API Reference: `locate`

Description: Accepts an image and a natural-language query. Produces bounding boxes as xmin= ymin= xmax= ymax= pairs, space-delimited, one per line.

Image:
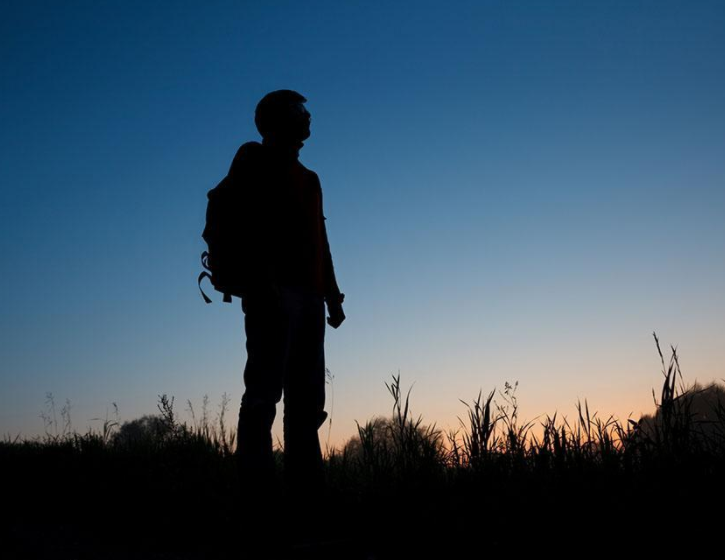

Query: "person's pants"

xmin=236 ymin=283 xmax=328 ymax=505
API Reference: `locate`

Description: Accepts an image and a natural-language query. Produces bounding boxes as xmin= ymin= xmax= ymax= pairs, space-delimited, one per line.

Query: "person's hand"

xmin=326 ymin=299 xmax=345 ymax=329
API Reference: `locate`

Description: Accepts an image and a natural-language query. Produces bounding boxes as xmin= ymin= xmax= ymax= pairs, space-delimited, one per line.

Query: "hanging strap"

xmin=198 ymin=271 xmax=212 ymax=304
xmin=197 ymin=271 xmax=233 ymax=304
xmin=198 ymin=251 xmax=213 ymax=304
xmin=198 ymin=251 xmax=234 ymax=304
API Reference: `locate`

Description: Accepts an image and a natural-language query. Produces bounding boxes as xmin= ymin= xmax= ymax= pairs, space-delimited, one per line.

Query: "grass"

xmin=3 ymin=331 xmax=725 ymax=559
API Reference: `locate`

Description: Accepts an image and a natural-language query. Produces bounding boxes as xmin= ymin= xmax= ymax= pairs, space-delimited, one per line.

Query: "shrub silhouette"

xmin=334 ymin=374 xmax=447 ymax=489
xmin=638 ymin=379 xmax=725 ymax=450
xmin=111 ymin=414 xmax=170 ymax=448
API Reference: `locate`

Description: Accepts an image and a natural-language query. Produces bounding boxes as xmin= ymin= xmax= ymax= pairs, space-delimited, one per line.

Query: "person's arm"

xmin=322 ymin=217 xmax=343 ymax=303
xmin=315 ymin=174 xmax=343 ymax=304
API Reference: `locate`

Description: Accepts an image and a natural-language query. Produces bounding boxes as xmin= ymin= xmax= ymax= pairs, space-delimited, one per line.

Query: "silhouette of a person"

xmin=231 ymin=90 xmax=346 ymax=517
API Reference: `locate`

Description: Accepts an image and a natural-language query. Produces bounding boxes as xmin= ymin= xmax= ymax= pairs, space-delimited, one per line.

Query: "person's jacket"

xmin=226 ymin=140 xmax=342 ymax=302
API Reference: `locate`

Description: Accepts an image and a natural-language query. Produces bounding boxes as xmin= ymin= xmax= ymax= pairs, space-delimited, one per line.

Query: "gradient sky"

xmin=2 ymin=0 xmax=724 ymax=450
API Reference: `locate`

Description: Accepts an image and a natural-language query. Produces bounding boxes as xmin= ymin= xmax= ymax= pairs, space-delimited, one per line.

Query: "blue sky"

xmin=2 ymin=0 xmax=724 ymax=448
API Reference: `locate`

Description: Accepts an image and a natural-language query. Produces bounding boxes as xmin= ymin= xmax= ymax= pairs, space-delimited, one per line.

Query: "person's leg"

xmin=236 ymin=291 xmax=290 ymax=504
xmin=281 ymin=285 xmax=328 ymax=507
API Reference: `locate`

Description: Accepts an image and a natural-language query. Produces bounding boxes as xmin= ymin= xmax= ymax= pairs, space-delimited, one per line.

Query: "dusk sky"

xmin=2 ymin=0 xmax=724 ymax=450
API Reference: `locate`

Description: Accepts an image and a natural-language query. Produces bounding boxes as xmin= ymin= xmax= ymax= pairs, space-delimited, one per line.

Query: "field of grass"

xmin=3 ymin=331 xmax=724 ymax=559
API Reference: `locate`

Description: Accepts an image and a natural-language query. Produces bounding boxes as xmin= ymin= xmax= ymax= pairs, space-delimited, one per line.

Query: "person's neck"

xmin=262 ymin=137 xmax=302 ymax=160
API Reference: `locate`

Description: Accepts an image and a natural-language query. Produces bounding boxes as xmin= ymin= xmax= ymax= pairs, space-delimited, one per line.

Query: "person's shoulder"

xmin=229 ymin=141 xmax=265 ymax=175
xmin=233 ymin=140 xmax=264 ymax=163
xmin=237 ymin=140 xmax=263 ymax=154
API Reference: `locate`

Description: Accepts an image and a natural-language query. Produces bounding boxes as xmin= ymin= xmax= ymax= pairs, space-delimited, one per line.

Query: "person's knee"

xmin=240 ymin=396 xmax=278 ymax=427
xmin=283 ymin=403 xmax=328 ymax=433
xmin=242 ymin=388 xmax=283 ymax=409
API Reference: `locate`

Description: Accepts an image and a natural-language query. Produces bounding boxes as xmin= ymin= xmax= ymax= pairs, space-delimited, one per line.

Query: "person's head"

xmin=255 ymin=89 xmax=311 ymax=145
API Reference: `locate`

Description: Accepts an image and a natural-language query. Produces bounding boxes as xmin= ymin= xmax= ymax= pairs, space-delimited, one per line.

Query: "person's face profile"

xmin=284 ymin=101 xmax=311 ymax=142
xmin=265 ymin=100 xmax=311 ymax=145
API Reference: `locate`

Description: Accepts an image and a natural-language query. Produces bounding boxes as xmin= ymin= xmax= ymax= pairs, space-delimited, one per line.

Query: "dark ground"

xmin=3 ymin=445 xmax=722 ymax=559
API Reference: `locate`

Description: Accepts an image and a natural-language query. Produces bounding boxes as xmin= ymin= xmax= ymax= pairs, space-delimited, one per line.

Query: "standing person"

xmin=231 ymin=90 xmax=346 ymax=520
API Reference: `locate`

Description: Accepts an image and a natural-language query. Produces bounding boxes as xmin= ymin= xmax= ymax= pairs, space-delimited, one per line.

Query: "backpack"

xmin=198 ymin=141 xmax=269 ymax=304
xmin=198 ymin=175 xmax=239 ymax=304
